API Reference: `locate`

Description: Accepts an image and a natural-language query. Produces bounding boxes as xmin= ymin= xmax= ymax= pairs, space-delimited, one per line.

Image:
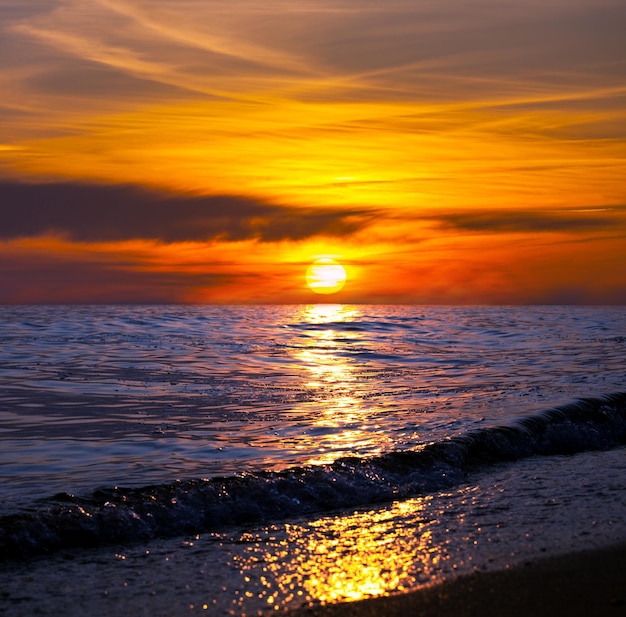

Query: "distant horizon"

xmin=2 ymin=301 xmax=625 ymax=307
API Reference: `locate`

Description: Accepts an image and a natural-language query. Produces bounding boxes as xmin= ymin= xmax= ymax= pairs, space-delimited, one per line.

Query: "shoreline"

xmin=3 ymin=445 xmax=626 ymax=616
xmin=290 ymin=542 xmax=626 ymax=617
xmin=2 ymin=531 xmax=625 ymax=617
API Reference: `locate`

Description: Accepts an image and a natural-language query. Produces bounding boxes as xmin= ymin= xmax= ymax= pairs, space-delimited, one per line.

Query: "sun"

xmin=306 ymin=258 xmax=347 ymax=295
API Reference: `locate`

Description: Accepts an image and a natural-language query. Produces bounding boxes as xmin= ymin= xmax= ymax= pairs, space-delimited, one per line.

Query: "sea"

xmin=1 ymin=304 xmax=625 ymax=615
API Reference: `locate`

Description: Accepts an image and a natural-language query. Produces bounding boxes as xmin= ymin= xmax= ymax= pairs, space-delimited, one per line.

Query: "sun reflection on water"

xmin=220 ymin=308 xmax=443 ymax=609
xmin=233 ymin=307 xmax=444 ymax=609
xmin=290 ymin=305 xmax=389 ymax=465
xmin=292 ymin=499 xmax=442 ymax=605
xmin=230 ymin=495 xmax=447 ymax=613
xmin=297 ymin=304 xmax=361 ymax=325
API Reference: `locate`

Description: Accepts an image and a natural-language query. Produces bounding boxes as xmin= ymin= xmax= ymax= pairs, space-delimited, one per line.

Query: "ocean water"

xmin=1 ymin=304 xmax=625 ymax=614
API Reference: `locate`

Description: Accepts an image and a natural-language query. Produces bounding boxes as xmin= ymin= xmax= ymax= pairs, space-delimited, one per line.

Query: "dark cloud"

xmin=0 ymin=251 xmax=229 ymax=304
xmin=431 ymin=207 xmax=626 ymax=234
xmin=0 ymin=181 xmax=374 ymax=242
xmin=530 ymin=285 xmax=626 ymax=306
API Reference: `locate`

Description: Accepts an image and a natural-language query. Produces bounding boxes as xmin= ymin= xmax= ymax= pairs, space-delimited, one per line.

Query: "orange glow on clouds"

xmin=5 ymin=99 xmax=626 ymax=212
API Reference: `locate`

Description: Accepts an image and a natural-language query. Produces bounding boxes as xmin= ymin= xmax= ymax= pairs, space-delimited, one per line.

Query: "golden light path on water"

xmin=231 ymin=305 xmax=445 ymax=611
xmin=287 ymin=500 xmax=441 ymax=605
xmin=291 ymin=304 xmax=390 ymax=465
xmin=230 ymin=495 xmax=446 ymax=613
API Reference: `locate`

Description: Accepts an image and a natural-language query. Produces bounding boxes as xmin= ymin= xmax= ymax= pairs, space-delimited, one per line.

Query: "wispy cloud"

xmin=6 ymin=0 xmax=626 ymax=105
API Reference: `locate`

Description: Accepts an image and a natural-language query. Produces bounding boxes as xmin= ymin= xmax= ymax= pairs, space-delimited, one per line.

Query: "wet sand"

xmin=2 ymin=540 xmax=625 ymax=616
xmin=291 ymin=543 xmax=626 ymax=617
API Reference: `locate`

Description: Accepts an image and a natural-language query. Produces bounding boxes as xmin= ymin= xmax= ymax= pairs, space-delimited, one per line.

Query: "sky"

xmin=1 ymin=0 xmax=625 ymax=304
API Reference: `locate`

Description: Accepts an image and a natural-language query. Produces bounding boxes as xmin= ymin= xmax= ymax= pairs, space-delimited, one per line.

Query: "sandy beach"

xmin=292 ymin=543 xmax=626 ymax=617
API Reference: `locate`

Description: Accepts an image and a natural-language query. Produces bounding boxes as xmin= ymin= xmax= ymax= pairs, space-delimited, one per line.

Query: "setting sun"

xmin=306 ymin=259 xmax=347 ymax=295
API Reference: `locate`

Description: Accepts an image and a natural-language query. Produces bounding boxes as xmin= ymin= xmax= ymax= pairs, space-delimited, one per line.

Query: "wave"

xmin=287 ymin=316 xmax=420 ymax=333
xmin=2 ymin=393 xmax=625 ymax=561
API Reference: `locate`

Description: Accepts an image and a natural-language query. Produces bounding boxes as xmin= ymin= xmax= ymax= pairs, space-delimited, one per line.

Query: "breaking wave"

xmin=2 ymin=393 xmax=625 ymax=560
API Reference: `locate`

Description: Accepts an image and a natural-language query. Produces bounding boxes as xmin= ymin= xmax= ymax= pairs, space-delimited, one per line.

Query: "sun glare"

xmin=306 ymin=258 xmax=347 ymax=295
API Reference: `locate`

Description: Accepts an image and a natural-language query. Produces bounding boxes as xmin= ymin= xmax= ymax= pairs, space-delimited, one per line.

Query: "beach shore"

xmin=291 ymin=543 xmax=626 ymax=617
xmin=1 ymin=538 xmax=625 ymax=617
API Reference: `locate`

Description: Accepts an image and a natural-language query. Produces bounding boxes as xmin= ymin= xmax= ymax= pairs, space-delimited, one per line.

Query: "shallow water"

xmin=1 ymin=304 xmax=624 ymax=512
xmin=3 ymin=446 xmax=626 ymax=616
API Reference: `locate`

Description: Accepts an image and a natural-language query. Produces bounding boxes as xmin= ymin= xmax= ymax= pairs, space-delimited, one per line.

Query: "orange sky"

xmin=1 ymin=0 xmax=625 ymax=304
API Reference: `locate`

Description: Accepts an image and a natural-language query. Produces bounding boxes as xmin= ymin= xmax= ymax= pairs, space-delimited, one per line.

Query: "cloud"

xmin=7 ymin=0 xmax=625 ymax=109
xmin=0 ymin=181 xmax=375 ymax=242
xmin=26 ymin=61 xmax=193 ymax=102
xmin=0 ymin=248 xmax=229 ymax=303
xmin=430 ymin=207 xmax=626 ymax=234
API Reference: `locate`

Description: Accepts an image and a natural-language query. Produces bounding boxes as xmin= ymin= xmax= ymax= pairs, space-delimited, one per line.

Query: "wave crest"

xmin=2 ymin=393 xmax=625 ymax=560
